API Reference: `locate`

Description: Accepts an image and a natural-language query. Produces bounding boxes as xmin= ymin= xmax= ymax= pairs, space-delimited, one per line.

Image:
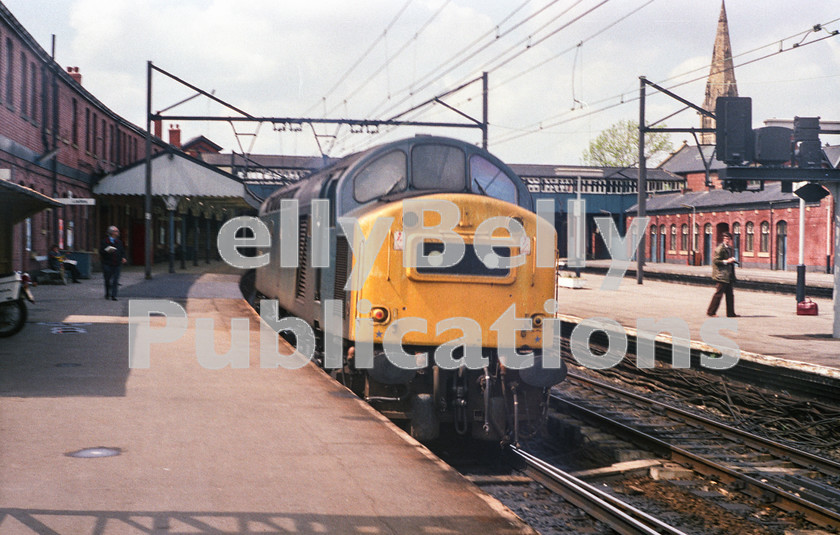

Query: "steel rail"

xmin=510 ymin=446 xmax=688 ymax=535
xmin=566 ymin=371 xmax=840 ymax=477
xmin=551 ymin=378 xmax=840 ymax=530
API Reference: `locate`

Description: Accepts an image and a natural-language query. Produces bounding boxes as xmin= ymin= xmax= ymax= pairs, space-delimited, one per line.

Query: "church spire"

xmin=701 ymin=1 xmax=738 ymax=144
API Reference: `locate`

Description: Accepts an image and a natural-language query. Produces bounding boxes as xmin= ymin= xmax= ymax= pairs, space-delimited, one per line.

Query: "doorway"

xmin=776 ymin=221 xmax=787 ymax=270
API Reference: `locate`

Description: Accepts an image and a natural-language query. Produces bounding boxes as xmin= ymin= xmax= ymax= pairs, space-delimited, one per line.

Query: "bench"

xmin=33 ymin=255 xmax=66 ymax=285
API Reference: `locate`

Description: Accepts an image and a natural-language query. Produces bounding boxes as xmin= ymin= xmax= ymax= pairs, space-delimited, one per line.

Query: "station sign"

xmin=56 ymin=198 xmax=96 ymax=206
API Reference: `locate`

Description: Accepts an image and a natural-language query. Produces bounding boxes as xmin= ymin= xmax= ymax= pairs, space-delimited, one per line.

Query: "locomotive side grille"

xmin=295 ymin=215 xmax=309 ymax=300
xmin=333 ymin=237 xmax=350 ymax=307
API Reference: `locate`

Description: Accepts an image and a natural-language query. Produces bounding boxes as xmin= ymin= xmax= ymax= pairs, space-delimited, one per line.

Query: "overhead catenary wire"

xmin=304 ymin=0 xmax=414 ymax=117
xmin=425 ymin=0 xmax=654 ymax=132
xmin=337 ymin=0 xmax=616 ymax=154
xmin=362 ymin=0 xmax=565 ymax=121
xmin=490 ymin=17 xmax=840 ymax=148
xmin=322 ymin=0 xmax=453 ymax=119
xmin=330 ymin=0 xmax=556 ymax=153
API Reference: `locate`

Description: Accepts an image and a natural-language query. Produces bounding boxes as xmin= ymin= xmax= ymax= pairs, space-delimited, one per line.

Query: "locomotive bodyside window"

xmin=411 ymin=144 xmax=465 ymax=191
xmin=354 ymin=150 xmax=407 ymax=203
xmin=470 ymin=155 xmax=517 ymax=205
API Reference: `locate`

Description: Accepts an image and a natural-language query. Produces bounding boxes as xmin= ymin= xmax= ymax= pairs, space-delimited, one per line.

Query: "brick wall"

xmin=635 ymin=197 xmax=833 ymax=271
xmin=0 ymin=12 xmax=152 ymax=271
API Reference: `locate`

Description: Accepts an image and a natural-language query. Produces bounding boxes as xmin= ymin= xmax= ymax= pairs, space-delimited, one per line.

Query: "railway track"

xmin=553 ymin=370 xmax=840 ymax=531
xmin=510 ymin=446 xmax=689 ymax=535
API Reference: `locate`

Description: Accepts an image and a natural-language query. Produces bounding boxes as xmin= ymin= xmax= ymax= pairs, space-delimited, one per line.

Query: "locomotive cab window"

xmin=411 ymin=144 xmax=465 ymax=191
xmin=354 ymin=150 xmax=407 ymax=203
xmin=470 ymin=155 xmax=517 ymax=204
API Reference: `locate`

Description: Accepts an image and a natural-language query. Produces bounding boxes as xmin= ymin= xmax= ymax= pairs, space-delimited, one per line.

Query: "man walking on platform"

xmin=100 ymin=225 xmax=126 ymax=301
xmin=707 ymin=232 xmax=738 ymax=317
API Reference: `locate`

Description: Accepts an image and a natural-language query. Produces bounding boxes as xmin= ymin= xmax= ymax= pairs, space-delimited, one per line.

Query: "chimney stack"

xmin=153 ymin=119 xmax=162 ymax=138
xmin=168 ymin=124 xmax=181 ymax=148
xmin=67 ymin=66 xmax=82 ymax=85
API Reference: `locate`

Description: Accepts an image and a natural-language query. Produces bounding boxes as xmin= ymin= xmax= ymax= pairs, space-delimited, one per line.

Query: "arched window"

xmin=732 ymin=222 xmax=741 ymax=259
xmin=680 ymin=224 xmax=689 ymax=251
xmin=745 ymin=222 xmax=754 ymax=252
xmin=760 ymin=221 xmax=770 ymax=253
xmin=670 ymin=224 xmax=677 ymax=251
xmin=650 ymin=226 xmax=657 ymax=260
xmin=693 ymin=223 xmax=699 ymax=251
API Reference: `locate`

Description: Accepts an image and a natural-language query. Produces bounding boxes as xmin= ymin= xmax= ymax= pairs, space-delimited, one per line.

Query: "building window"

xmin=745 ymin=222 xmax=754 ymax=252
xmin=680 ymin=224 xmax=688 ymax=251
xmin=30 ymin=61 xmax=37 ymax=124
xmin=670 ymin=224 xmax=677 ymax=251
xmin=5 ymin=38 xmax=13 ymax=108
xmin=760 ymin=221 xmax=770 ymax=253
xmin=85 ymin=108 xmax=91 ymax=151
xmin=71 ymin=99 xmax=78 ymax=145
xmin=693 ymin=223 xmax=699 ymax=251
xmin=109 ymin=124 xmax=116 ymax=163
xmin=650 ymin=226 xmax=657 ymax=259
xmin=92 ymin=113 xmax=98 ymax=157
xmin=19 ymin=53 xmax=27 ymax=117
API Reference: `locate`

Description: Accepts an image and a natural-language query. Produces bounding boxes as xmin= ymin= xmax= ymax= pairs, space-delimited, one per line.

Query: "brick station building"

xmin=0 ymin=3 xmax=257 ymax=275
xmin=627 ymin=1 xmax=836 ymax=273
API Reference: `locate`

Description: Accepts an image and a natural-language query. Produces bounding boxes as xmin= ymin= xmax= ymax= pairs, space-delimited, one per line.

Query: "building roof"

xmin=182 ymin=136 xmax=223 ymax=153
xmin=93 ymin=150 xmax=261 ymax=209
xmin=824 ymin=145 xmax=840 ymax=168
xmin=509 ymin=163 xmax=681 ymax=182
xmin=0 ymin=180 xmax=61 ymax=224
xmin=658 ymin=143 xmax=726 ymax=175
xmin=199 ymin=153 xmax=334 ymax=171
xmin=627 ymin=181 xmax=801 ymax=214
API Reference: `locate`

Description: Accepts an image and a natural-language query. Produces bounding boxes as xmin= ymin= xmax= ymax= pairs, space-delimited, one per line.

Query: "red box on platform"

xmin=796 ymin=299 xmax=818 ymax=316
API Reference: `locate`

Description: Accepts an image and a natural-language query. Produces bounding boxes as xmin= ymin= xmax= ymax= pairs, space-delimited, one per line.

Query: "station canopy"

xmin=94 ymin=150 xmax=262 ymax=211
xmin=0 ymin=179 xmax=61 ymax=224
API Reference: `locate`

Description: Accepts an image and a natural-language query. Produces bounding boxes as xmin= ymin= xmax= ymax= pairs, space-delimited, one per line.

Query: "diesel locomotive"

xmin=254 ymin=135 xmax=566 ymax=444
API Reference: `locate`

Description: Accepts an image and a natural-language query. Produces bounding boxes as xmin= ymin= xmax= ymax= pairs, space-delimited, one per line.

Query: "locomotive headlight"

xmin=371 ymin=307 xmax=390 ymax=323
xmin=530 ymin=313 xmax=545 ymax=329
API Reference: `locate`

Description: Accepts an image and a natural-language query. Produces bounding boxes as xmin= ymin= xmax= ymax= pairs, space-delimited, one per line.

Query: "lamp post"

xmin=681 ymin=203 xmax=696 ymax=265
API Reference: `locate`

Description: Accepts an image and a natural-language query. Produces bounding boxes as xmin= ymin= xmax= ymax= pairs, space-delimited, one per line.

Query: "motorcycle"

xmin=0 ymin=271 xmax=34 ymax=337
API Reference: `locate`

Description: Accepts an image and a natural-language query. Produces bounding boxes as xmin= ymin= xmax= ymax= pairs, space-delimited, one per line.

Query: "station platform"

xmin=0 ymin=262 xmax=533 ymax=534
xmin=562 ymin=260 xmax=840 ymax=379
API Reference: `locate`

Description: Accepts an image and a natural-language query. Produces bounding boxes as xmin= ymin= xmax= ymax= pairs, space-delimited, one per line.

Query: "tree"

xmin=581 ymin=119 xmax=674 ymax=167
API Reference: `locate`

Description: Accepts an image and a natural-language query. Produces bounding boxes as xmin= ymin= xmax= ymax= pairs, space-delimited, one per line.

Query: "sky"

xmin=4 ymin=0 xmax=840 ymax=166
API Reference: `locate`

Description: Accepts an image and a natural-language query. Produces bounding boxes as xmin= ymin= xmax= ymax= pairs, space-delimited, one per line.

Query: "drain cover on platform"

xmin=66 ymin=447 xmax=122 ymax=458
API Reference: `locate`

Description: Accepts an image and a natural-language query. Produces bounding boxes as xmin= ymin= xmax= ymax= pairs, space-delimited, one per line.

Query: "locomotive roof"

xmin=260 ymin=136 xmax=533 ymax=216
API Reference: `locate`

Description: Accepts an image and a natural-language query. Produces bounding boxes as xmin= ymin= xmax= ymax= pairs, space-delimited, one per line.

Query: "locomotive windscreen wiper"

xmin=472 ymin=178 xmax=488 ymax=196
xmin=379 ymin=175 xmax=406 ymax=200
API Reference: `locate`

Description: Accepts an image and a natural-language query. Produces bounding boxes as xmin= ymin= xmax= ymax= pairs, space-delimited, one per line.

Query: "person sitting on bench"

xmin=48 ymin=244 xmax=82 ymax=283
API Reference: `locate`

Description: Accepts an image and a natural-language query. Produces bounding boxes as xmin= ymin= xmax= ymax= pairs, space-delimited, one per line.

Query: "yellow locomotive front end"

xmin=340 ymin=193 xmax=564 ymax=443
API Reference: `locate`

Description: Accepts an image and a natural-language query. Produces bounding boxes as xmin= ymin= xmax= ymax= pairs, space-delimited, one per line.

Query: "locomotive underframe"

xmin=320 ymin=339 xmax=552 ymax=445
